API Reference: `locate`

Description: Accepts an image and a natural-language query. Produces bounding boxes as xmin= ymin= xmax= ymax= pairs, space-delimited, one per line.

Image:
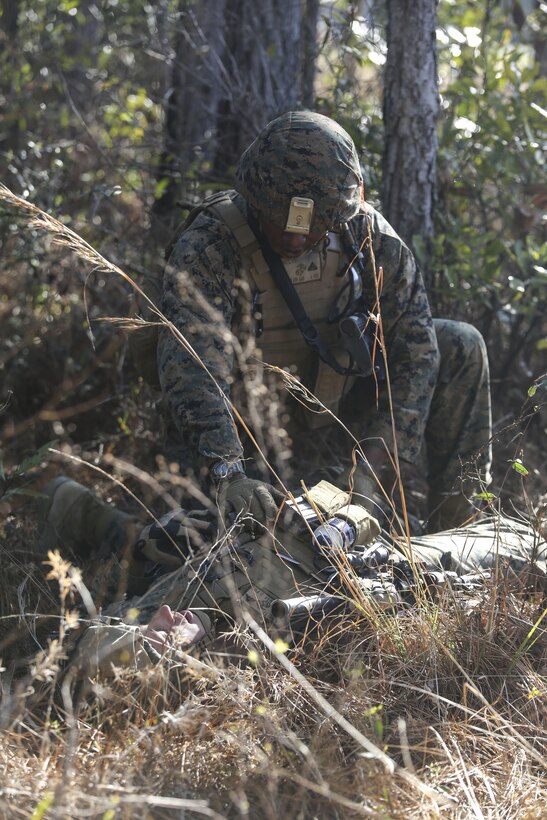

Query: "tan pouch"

xmin=304 ymin=482 xmax=380 ymax=544
xmin=332 ymin=503 xmax=381 ymax=545
xmin=305 ymin=480 xmax=350 ymax=517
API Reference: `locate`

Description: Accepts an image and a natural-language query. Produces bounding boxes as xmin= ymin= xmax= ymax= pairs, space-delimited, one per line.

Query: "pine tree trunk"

xmin=301 ymin=0 xmax=321 ymax=107
xmin=151 ymin=0 xmax=317 ymax=246
xmin=382 ymin=0 xmax=439 ymax=272
xmin=0 ymin=0 xmax=21 ymax=155
xmin=211 ymin=0 xmax=304 ymax=174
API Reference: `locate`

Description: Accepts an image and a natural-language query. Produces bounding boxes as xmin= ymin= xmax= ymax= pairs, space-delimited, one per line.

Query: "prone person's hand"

xmin=135 ymin=508 xmax=215 ymax=568
xmin=337 ymin=444 xmax=390 ymax=517
xmin=337 ymin=463 xmax=378 ymax=513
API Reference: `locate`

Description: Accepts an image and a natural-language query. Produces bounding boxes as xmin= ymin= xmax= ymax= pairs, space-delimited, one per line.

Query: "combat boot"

xmin=36 ymin=475 xmax=141 ymax=559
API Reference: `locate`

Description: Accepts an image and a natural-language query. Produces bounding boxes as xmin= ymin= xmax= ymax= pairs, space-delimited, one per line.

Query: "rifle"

xmin=270 ymin=540 xmax=487 ymax=642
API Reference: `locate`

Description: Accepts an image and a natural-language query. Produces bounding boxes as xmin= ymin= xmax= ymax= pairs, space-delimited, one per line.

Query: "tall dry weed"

xmin=1 ymin=547 xmax=545 ymax=819
xmin=1 ymin=183 xmax=546 ymax=820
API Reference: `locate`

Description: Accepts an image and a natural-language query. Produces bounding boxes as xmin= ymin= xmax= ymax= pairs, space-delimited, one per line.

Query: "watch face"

xmin=211 ymin=461 xmax=243 ymax=481
xmin=211 ymin=462 xmax=229 ymax=480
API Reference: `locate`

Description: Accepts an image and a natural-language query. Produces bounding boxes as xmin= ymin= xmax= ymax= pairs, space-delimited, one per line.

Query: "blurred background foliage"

xmin=0 ymin=0 xmax=545 ymax=507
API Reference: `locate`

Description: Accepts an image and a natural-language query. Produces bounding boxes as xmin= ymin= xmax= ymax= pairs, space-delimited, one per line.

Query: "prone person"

xmin=34 ymin=474 xmax=544 ymax=686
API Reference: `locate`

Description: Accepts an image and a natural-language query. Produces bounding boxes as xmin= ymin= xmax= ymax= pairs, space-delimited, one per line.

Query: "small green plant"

xmin=0 ymin=440 xmax=56 ymax=502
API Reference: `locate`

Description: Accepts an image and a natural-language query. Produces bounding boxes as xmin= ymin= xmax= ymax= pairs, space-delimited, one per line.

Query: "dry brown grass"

xmin=1 ymin=180 xmax=546 ymax=820
xmin=0 ymin=562 xmax=545 ymax=819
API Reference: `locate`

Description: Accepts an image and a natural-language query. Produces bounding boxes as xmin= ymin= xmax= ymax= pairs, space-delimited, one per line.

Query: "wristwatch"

xmin=209 ymin=459 xmax=245 ymax=484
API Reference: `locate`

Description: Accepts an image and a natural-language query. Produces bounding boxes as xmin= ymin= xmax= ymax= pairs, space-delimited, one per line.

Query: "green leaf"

xmin=511 ymin=460 xmax=529 ymax=477
xmin=154 ymin=177 xmax=169 ymax=200
xmin=32 ymin=794 xmax=54 ymax=820
xmin=12 ymin=440 xmax=58 ymax=477
xmin=363 ymin=703 xmax=383 ymax=717
xmin=528 ymin=384 xmax=537 ymax=398
xmin=374 ymin=717 xmax=384 ymax=740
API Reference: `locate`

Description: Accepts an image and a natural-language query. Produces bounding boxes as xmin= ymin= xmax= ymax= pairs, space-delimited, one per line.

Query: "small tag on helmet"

xmin=285 ymin=196 xmax=314 ymax=234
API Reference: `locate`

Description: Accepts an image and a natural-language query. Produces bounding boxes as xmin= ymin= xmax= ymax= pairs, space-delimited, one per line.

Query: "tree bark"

xmin=151 ymin=0 xmax=318 ymax=246
xmin=0 ymin=0 xmax=21 ymax=155
xmin=382 ymin=0 xmax=439 ymax=271
xmin=212 ymin=0 xmax=304 ymax=174
xmin=150 ymin=0 xmax=227 ymax=244
xmin=301 ymin=0 xmax=321 ymax=108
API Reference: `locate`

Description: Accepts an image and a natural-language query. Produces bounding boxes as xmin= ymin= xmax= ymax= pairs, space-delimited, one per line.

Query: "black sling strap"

xmin=247 ymin=211 xmax=353 ymax=376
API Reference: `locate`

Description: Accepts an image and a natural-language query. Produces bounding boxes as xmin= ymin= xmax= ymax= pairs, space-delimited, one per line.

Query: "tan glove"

xmin=218 ymin=475 xmax=284 ymax=531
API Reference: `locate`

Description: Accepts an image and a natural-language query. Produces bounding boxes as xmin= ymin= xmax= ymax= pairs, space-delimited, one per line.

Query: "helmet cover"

xmin=235 ymin=111 xmax=363 ymax=234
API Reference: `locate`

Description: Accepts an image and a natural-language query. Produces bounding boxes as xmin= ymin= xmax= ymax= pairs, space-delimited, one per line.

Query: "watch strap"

xmin=210 ymin=459 xmax=245 ymax=484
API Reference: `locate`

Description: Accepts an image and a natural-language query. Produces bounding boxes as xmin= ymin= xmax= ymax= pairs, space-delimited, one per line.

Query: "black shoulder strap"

xmin=246 ymin=211 xmax=352 ymax=376
xmin=166 ymin=196 xmax=359 ymax=377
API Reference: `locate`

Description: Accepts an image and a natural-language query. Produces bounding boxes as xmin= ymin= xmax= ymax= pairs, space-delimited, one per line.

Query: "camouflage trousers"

xmin=69 ymin=509 xmax=545 ymax=685
xmin=287 ymin=318 xmax=492 ymax=499
xmin=50 ymin=480 xmax=542 ymax=682
xmin=425 ymin=318 xmax=491 ymax=492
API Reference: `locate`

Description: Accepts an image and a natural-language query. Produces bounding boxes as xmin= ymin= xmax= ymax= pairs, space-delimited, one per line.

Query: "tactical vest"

xmin=130 ymin=190 xmax=356 ymax=424
xmin=187 ymin=191 xmax=356 ymax=425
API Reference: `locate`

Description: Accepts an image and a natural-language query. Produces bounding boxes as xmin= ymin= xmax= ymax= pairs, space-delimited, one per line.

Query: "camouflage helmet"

xmin=235 ymin=111 xmax=363 ymax=235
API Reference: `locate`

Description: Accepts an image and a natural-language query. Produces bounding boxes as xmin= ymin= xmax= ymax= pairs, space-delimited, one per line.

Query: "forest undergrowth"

xmin=0 ymin=189 xmax=546 ymax=819
xmin=0 ymin=544 xmax=545 ymax=818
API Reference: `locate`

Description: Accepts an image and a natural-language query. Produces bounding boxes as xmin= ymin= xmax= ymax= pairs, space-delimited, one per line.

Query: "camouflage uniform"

xmin=158 ymin=112 xmax=492 ymax=502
